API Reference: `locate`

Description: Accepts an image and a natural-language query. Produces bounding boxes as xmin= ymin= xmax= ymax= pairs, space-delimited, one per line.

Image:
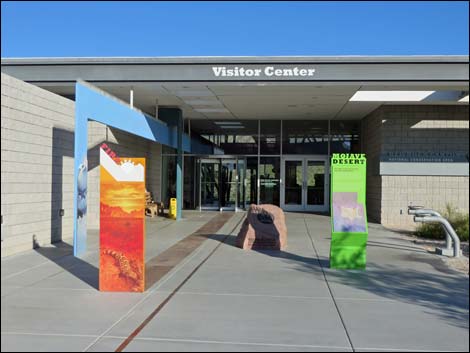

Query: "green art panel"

xmin=330 ymin=153 xmax=368 ymax=269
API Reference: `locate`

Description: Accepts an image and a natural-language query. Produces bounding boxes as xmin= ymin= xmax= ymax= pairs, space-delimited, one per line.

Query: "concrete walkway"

xmin=2 ymin=212 xmax=469 ymax=352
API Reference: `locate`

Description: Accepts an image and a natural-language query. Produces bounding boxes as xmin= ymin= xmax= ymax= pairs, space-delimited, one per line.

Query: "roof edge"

xmin=1 ymin=55 xmax=469 ymax=65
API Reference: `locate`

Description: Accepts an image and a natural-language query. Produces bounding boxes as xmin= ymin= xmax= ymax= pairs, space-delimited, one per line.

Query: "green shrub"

xmin=415 ymin=204 xmax=469 ymax=242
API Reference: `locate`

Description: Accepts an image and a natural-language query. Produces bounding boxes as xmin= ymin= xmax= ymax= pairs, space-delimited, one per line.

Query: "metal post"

xmin=176 ymin=113 xmax=183 ymax=220
xmin=155 ymin=98 xmax=159 ymax=119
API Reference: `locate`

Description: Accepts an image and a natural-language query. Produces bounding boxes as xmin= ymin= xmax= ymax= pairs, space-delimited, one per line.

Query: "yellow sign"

xmin=169 ymin=198 xmax=177 ymax=219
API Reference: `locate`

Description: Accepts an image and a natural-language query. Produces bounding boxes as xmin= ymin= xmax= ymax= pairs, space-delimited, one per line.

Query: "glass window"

xmin=260 ymin=120 xmax=281 ymax=155
xmin=259 ymin=157 xmax=280 ymax=206
xmin=189 ymin=120 xmax=258 ymax=155
xmin=183 ymin=156 xmax=197 ymax=209
xmin=330 ymin=120 xmax=361 ymax=154
xmin=162 ymin=145 xmax=177 ymax=154
xmin=282 ymin=120 xmax=329 ymax=154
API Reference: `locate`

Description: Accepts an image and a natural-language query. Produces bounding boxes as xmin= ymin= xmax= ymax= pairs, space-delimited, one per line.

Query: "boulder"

xmin=236 ymin=204 xmax=287 ymax=250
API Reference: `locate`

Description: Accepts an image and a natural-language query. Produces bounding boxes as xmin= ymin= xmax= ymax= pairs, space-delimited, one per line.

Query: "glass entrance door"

xmin=220 ymin=159 xmax=237 ymax=210
xmin=281 ymin=156 xmax=329 ymax=212
xmin=305 ymin=159 xmax=327 ymax=211
xmin=283 ymin=159 xmax=304 ymax=210
xmin=200 ymin=159 xmax=220 ymax=210
xmin=199 ymin=158 xmax=246 ymax=211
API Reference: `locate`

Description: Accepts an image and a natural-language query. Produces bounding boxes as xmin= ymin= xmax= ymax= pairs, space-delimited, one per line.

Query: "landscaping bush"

xmin=415 ymin=204 xmax=469 ymax=241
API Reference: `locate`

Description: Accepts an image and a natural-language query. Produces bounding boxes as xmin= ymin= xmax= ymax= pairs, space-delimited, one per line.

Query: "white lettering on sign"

xmin=212 ymin=66 xmax=316 ymax=78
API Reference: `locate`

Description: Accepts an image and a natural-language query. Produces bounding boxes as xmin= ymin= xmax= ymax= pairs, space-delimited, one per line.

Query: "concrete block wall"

xmin=1 ymin=73 xmax=162 ymax=257
xmin=379 ymin=105 xmax=469 ymax=230
xmin=381 ymin=175 xmax=469 ymax=229
xmin=361 ymin=108 xmax=383 ymax=223
xmin=362 ymin=104 xmax=469 ymax=231
xmin=1 ymin=73 xmax=76 ymax=256
xmin=381 ymin=105 xmax=469 ymax=153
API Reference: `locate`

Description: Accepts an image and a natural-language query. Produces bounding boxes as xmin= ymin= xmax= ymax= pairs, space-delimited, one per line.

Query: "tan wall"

xmin=362 ymin=105 xmax=469 ymax=231
xmin=381 ymin=175 xmax=469 ymax=229
xmin=380 ymin=105 xmax=469 ymax=230
xmin=1 ymin=73 xmax=76 ymax=256
xmin=361 ymin=108 xmax=383 ymax=223
xmin=1 ymin=73 xmax=162 ymax=257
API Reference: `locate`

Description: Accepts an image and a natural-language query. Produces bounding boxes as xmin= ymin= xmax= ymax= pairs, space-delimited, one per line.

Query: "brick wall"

xmin=1 ymin=73 xmax=162 ymax=256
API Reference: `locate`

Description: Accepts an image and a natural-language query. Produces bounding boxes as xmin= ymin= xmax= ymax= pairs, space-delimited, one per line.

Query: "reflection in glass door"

xmin=221 ymin=159 xmax=237 ymax=210
xmin=306 ymin=160 xmax=325 ymax=208
xmin=284 ymin=159 xmax=303 ymax=209
xmin=237 ymin=159 xmax=246 ymax=210
xmin=281 ymin=156 xmax=329 ymax=212
xmin=200 ymin=160 xmax=220 ymax=210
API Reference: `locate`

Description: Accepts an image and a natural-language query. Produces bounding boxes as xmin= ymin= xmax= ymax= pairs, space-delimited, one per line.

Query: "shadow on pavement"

xmin=35 ymin=242 xmax=99 ymax=289
xmin=220 ymin=232 xmax=469 ymax=331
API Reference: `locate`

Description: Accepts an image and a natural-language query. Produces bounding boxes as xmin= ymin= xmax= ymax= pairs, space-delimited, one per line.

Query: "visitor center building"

xmin=1 ymin=55 xmax=469 ymax=256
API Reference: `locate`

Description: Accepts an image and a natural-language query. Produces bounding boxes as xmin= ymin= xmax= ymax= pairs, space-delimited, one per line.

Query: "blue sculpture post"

xmin=73 ymin=84 xmax=88 ymax=257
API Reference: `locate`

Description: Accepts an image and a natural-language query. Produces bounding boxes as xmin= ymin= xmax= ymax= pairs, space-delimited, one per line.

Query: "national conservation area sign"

xmin=330 ymin=153 xmax=368 ymax=269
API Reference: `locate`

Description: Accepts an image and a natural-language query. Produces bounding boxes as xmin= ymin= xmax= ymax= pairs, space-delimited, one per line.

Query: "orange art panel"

xmin=99 ymin=155 xmax=146 ymax=292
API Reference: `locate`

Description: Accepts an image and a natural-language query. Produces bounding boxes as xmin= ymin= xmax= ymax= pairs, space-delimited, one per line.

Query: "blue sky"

xmin=1 ymin=1 xmax=469 ymax=57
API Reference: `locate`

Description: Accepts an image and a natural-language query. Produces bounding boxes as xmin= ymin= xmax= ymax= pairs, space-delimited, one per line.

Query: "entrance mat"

xmin=145 ymin=212 xmax=234 ymax=289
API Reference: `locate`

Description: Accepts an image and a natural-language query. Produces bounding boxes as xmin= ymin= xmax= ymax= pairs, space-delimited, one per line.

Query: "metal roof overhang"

xmin=1 ymin=56 xmax=469 ymax=121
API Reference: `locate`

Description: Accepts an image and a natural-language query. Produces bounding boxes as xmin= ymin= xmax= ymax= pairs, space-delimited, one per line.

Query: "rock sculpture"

xmin=236 ymin=204 xmax=287 ymax=250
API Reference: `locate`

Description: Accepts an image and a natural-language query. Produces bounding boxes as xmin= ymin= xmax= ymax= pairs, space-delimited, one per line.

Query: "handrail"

xmin=409 ymin=206 xmax=461 ymax=258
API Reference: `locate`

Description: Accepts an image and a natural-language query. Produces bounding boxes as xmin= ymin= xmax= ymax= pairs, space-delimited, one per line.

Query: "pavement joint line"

xmin=82 ymin=213 xmax=240 ymax=353
xmin=169 ymin=291 xmax=403 ymax=303
xmin=1 ymin=247 xmax=99 ymax=281
xmin=114 ymin=213 xmax=244 ymax=352
xmin=1 ymin=259 xmax=63 ymax=281
xmin=354 ymin=348 xmax=460 ymax=352
xmin=303 ymin=214 xmax=356 ymax=352
xmin=1 ymin=217 xmax=218 ymax=293
xmin=105 ymin=336 xmax=353 ymax=350
xmin=0 ymin=217 xmax=181 ymax=281
xmin=81 ymin=233 xmax=217 ymax=352
xmin=1 ymin=332 xmax=98 ymax=338
xmin=171 ymin=291 xmax=334 ymax=300
xmin=2 ymin=286 xmax=97 ymax=293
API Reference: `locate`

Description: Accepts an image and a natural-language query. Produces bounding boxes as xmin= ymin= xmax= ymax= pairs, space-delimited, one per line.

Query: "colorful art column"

xmin=330 ymin=153 xmax=368 ymax=269
xmin=99 ymin=145 xmax=146 ymax=292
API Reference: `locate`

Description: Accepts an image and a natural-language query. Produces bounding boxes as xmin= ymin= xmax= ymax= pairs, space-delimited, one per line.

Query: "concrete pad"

xmin=134 ymin=294 xmax=351 ymax=348
xmin=337 ymin=299 xmax=469 ymax=352
xmin=1 ymin=333 xmax=97 ymax=352
xmin=165 ymin=242 xmax=330 ymax=298
xmin=1 ymin=244 xmax=72 ymax=279
xmin=325 ymin=262 xmax=469 ymax=306
xmin=92 ymin=336 xmax=351 ymax=352
xmin=1 ymin=286 xmax=22 ymax=298
xmin=2 ymin=211 xmax=469 ymax=352
xmin=95 ymin=290 xmax=173 ymax=339
xmin=1 ymin=287 xmax=143 ymax=336
xmin=2 ymin=252 xmax=98 ymax=289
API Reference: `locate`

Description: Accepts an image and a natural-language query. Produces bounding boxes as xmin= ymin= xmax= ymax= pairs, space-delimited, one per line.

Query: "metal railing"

xmin=408 ymin=205 xmax=461 ymax=258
